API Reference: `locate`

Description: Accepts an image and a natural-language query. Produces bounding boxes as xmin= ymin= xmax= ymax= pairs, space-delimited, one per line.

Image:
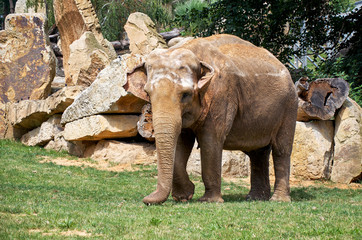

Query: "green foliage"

xmin=302 ymin=7 xmax=361 ymax=106
xmin=26 ymin=0 xmax=55 ymax=30
xmin=175 ymin=0 xmax=352 ymax=63
xmin=91 ymin=0 xmax=173 ymax=41
xmin=174 ymin=0 xmax=214 ymax=36
xmin=0 ymin=139 xmax=361 ymax=239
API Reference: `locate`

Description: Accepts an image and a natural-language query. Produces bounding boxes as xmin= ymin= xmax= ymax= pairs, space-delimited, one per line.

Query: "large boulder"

xmin=287 ymin=121 xmax=334 ymax=180
xmin=331 ymin=98 xmax=362 ymax=183
xmin=45 ymin=132 xmax=87 ymax=157
xmin=0 ymin=13 xmax=56 ymax=102
xmin=63 ymin=115 xmax=139 ymax=141
xmin=7 ymin=86 xmax=85 ymax=130
xmin=61 ymin=54 xmax=146 ymax=125
xmin=83 ymin=140 xmax=156 ymax=165
xmin=21 ymin=115 xmax=62 ymax=146
xmin=187 ymin=144 xmax=250 ymax=178
xmin=67 ymin=31 xmax=112 ymax=86
xmin=53 ymin=0 xmax=116 ymax=84
xmin=124 ymin=12 xmax=167 ymax=55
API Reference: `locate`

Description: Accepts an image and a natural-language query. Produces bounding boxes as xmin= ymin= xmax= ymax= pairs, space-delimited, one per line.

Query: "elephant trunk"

xmin=143 ymin=108 xmax=181 ymax=205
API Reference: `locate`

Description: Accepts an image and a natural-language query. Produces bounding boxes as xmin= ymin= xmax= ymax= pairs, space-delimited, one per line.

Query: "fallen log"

xmin=296 ymin=77 xmax=349 ymax=121
xmin=137 ymin=104 xmax=155 ymax=142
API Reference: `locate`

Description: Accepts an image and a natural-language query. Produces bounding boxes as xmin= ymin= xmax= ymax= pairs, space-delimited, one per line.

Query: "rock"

xmin=53 ymin=0 xmax=116 ymax=84
xmin=7 ymin=86 xmax=85 ymax=130
xmin=51 ymin=76 xmax=66 ymax=93
xmin=45 ymin=132 xmax=86 ymax=157
xmin=1 ymin=101 xmax=28 ymax=140
xmin=15 ymin=0 xmax=46 ymax=14
xmin=168 ymin=36 xmax=194 ymax=48
xmin=21 ymin=115 xmax=62 ymax=146
xmin=331 ymin=98 xmax=362 ymax=183
xmin=187 ymin=143 xmax=250 ymax=178
xmin=67 ymin=31 xmax=113 ymax=86
xmin=0 ymin=102 xmax=7 ymax=138
xmin=83 ymin=140 xmax=157 ymax=164
xmin=61 ymin=54 xmax=146 ymax=124
xmin=124 ymin=12 xmax=167 ymax=55
xmin=63 ymin=115 xmax=139 ymax=141
xmin=0 ymin=13 xmax=56 ymax=102
xmin=284 ymin=121 xmax=334 ymax=180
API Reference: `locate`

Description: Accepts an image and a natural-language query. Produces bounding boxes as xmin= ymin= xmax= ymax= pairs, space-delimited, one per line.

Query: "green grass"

xmin=0 ymin=139 xmax=361 ymax=239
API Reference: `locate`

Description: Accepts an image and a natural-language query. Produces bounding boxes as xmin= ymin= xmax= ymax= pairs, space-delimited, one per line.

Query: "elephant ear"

xmin=198 ymin=61 xmax=214 ymax=90
xmin=126 ymin=62 xmax=149 ymax=102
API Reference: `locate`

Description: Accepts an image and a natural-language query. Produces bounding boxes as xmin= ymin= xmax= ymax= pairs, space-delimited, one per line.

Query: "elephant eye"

xmin=181 ymin=91 xmax=192 ymax=103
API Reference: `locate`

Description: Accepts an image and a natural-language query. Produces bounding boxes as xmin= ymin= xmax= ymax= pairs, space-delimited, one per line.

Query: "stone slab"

xmin=63 ymin=115 xmax=139 ymax=141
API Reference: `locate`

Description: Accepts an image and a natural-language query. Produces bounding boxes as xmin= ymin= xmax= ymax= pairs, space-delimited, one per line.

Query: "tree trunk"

xmin=9 ymin=0 xmax=14 ymax=13
xmin=137 ymin=104 xmax=155 ymax=142
xmin=295 ymin=78 xmax=349 ymax=121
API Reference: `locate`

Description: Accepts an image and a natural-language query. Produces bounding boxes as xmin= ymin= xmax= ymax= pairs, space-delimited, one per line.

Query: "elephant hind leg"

xmin=172 ymin=129 xmax=195 ymax=202
xmin=270 ymin=116 xmax=296 ymax=202
xmin=245 ymin=145 xmax=272 ymax=201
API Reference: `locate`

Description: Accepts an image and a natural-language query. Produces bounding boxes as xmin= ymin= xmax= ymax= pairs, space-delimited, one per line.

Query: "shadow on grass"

xmin=223 ymin=194 xmax=248 ymax=202
xmin=290 ymin=188 xmax=316 ymax=201
xmin=222 ymin=188 xmax=316 ymax=203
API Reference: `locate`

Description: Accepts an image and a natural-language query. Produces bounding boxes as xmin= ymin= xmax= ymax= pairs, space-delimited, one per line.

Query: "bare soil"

xmin=29 ymin=229 xmax=96 ymax=237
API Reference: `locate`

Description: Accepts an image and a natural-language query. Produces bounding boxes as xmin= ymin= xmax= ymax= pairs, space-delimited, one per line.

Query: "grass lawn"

xmin=0 ymin=139 xmax=361 ymax=239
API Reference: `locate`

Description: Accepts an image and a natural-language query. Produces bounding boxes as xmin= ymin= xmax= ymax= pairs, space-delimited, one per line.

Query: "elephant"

xmin=136 ymin=34 xmax=298 ymax=204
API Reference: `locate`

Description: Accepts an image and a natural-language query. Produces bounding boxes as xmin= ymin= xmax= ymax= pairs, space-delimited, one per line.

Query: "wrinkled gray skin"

xmin=138 ymin=34 xmax=298 ymax=204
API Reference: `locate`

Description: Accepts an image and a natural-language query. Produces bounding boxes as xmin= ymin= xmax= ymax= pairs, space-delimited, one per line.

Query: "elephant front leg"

xmin=199 ymin=139 xmax=224 ymax=203
xmin=172 ymin=129 xmax=195 ymax=202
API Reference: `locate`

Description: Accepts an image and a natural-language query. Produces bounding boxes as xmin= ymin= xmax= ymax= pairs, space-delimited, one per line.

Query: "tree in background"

xmin=174 ymin=0 xmax=361 ymax=105
xmin=91 ymin=0 xmax=174 ymax=41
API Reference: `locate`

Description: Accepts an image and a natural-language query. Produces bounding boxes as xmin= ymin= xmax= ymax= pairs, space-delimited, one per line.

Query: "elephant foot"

xmin=172 ymin=181 xmax=195 ymax=202
xmin=199 ymin=192 xmax=224 ymax=203
xmin=270 ymin=191 xmax=291 ymax=202
xmin=143 ymin=190 xmax=169 ymax=205
xmin=246 ymin=190 xmax=271 ymax=201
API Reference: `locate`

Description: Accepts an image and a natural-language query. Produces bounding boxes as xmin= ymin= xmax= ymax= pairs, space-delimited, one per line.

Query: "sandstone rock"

xmin=7 ymin=86 xmax=85 ymax=130
xmin=124 ymin=12 xmax=167 ymax=55
xmin=0 ymin=102 xmax=7 ymax=138
xmin=83 ymin=140 xmax=157 ymax=164
xmin=187 ymin=143 xmax=250 ymax=178
xmin=51 ymin=76 xmax=66 ymax=93
xmin=1 ymin=101 xmax=28 ymax=140
xmin=15 ymin=0 xmax=46 ymax=14
xmin=53 ymin=0 xmax=116 ymax=84
xmin=0 ymin=13 xmax=56 ymax=102
xmin=61 ymin=54 xmax=146 ymax=124
xmin=285 ymin=121 xmax=334 ymax=180
xmin=21 ymin=115 xmax=62 ymax=146
xmin=331 ymin=98 xmax=362 ymax=183
xmin=45 ymin=132 xmax=86 ymax=157
xmin=168 ymin=36 xmax=194 ymax=48
xmin=68 ymin=31 xmax=113 ymax=86
xmin=63 ymin=115 xmax=139 ymax=141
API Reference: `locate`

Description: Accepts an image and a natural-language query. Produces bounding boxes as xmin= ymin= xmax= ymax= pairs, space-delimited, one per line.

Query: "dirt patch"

xmin=39 ymin=156 xmax=154 ymax=172
xmin=29 ymin=229 xmax=95 ymax=237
